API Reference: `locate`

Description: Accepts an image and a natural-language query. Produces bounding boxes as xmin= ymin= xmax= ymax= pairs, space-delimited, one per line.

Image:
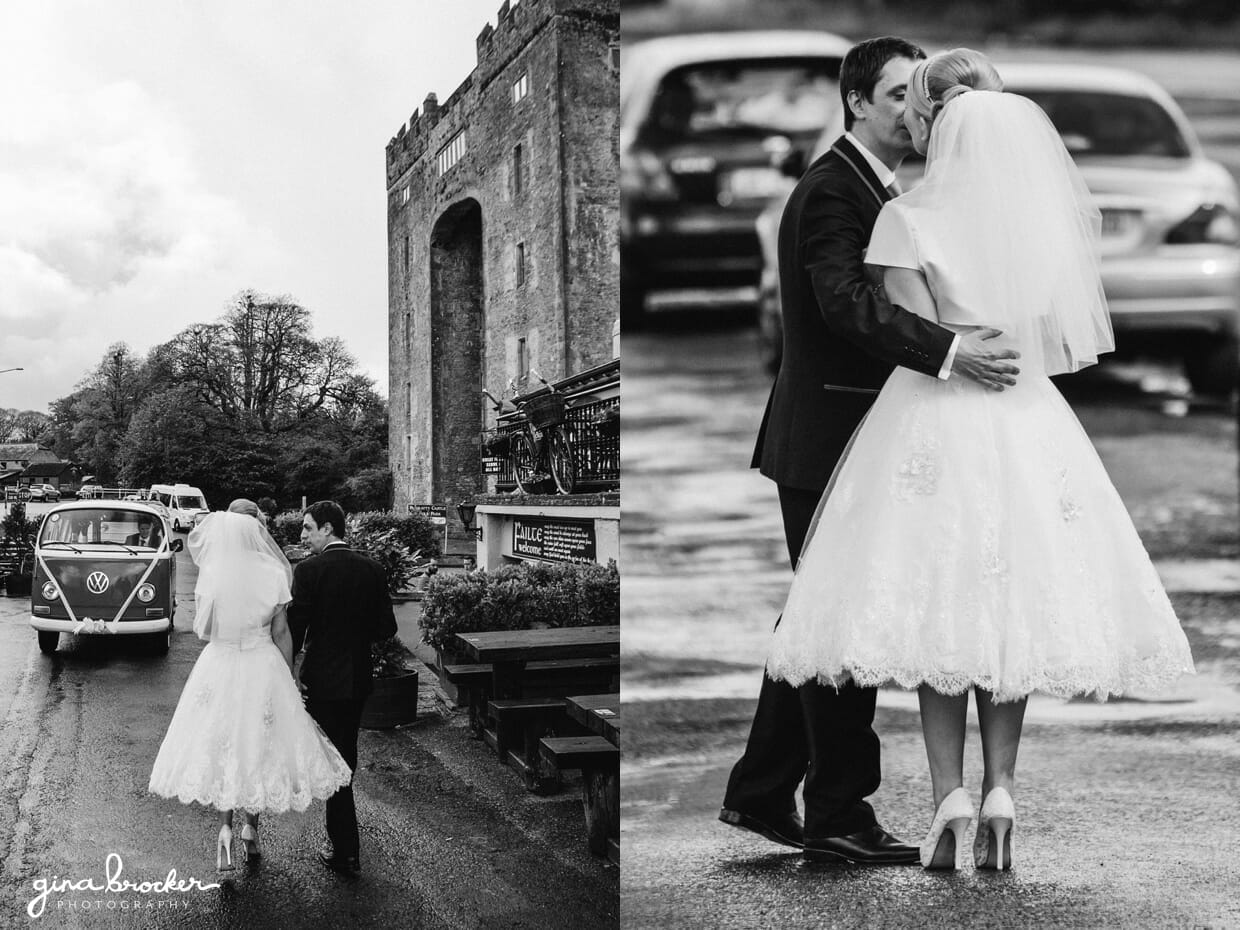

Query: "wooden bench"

xmin=487 ymin=697 xmax=577 ymax=793
xmin=540 ymin=736 xmax=620 ymax=861
xmin=444 ymin=655 xmax=619 ymax=737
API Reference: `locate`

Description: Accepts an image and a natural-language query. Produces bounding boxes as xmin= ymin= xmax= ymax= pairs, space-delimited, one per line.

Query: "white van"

xmin=147 ymin=484 xmax=210 ymax=532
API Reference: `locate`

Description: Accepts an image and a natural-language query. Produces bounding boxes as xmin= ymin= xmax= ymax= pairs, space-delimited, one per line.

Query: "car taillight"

xmin=621 ymin=150 xmax=677 ymax=201
xmin=1166 ymin=204 xmax=1240 ymax=245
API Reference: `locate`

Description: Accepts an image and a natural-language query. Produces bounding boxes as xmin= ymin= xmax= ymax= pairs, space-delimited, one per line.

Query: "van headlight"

xmin=136 ymin=584 xmax=156 ymax=603
xmin=41 ymin=582 xmax=59 ymax=601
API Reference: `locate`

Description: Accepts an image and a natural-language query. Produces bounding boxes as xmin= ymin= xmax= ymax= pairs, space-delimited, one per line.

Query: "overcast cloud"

xmin=0 ymin=0 xmax=505 ymax=411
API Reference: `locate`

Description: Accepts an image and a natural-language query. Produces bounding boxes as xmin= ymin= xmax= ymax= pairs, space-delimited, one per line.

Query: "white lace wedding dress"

xmin=765 ymin=361 xmax=1195 ymax=701
xmin=149 ymin=513 xmax=352 ymax=812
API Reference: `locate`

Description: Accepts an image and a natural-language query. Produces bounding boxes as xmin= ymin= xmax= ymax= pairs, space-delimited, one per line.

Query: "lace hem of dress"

xmin=148 ymin=766 xmax=352 ymax=814
xmin=766 ymin=647 xmax=1195 ymax=704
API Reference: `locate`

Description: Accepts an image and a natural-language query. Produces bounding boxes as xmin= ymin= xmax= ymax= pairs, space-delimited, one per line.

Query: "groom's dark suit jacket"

xmin=753 ymin=136 xmax=957 ymax=491
xmin=288 ymin=543 xmax=398 ymax=702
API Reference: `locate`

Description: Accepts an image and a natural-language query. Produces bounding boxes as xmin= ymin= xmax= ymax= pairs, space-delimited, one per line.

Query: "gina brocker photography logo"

xmin=26 ymin=853 xmax=220 ymax=919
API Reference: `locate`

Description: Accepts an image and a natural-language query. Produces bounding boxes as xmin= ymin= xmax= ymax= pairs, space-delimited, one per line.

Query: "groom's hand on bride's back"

xmin=951 ymin=328 xmax=1021 ymax=391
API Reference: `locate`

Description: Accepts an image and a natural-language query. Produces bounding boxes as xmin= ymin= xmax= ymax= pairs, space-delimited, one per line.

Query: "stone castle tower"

xmin=386 ymin=0 xmax=619 ymax=526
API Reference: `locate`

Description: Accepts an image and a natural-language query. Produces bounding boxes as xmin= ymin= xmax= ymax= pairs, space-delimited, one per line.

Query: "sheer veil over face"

xmin=188 ymin=511 xmax=293 ymax=641
xmin=894 ymin=90 xmax=1115 ymax=375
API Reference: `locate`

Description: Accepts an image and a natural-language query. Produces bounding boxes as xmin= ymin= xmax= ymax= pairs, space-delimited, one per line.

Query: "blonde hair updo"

xmin=907 ymin=48 xmax=1004 ymax=123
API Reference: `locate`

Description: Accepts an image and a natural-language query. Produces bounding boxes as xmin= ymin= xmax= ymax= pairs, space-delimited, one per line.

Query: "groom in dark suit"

xmin=719 ymin=37 xmax=1020 ymax=863
xmin=289 ymin=500 xmax=397 ymax=876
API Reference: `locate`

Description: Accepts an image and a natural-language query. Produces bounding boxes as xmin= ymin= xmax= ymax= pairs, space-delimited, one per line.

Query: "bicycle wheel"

xmin=511 ymin=432 xmax=540 ymax=494
xmin=548 ymin=427 xmax=577 ymax=495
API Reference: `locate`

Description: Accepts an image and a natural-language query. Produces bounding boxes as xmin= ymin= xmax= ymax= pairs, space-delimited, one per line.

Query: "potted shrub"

xmin=361 ymin=635 xmax=419 ymax=729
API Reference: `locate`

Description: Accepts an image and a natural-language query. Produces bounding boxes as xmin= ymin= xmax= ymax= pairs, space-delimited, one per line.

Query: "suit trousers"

xmin=307 ymin=698 xmax=365 ymax=857
xmin=722 ymin=484 xmax=881 ymax=837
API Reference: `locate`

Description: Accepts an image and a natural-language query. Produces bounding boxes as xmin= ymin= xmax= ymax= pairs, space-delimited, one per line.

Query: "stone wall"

xmin=386 ymin=0 xmax=619 ymax=542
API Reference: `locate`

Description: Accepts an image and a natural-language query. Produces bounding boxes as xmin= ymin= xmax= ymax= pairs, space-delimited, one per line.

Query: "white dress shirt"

xmin=846 ymin=132 xmax=960 ymax=380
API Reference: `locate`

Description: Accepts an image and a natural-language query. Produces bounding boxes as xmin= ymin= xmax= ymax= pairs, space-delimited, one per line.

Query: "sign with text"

xmin=512 ymin=517 xmax=596 ymax=564
xmin=409 ymin=504 xmax=447 ymax=525
xmin=482 ymin=456 xmax=505 ymax=474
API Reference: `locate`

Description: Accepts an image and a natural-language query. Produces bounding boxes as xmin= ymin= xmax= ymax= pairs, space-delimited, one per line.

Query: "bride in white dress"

xmin=149 ymin=508 xmax=352 ymax=869
xmin=766 ymin=49 xmax=1194 ymax=871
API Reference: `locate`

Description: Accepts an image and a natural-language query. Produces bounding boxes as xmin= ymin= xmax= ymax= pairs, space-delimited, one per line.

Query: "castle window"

xmin=436 ymin=130 xmax=467 ymax=176
xmin=516 ymin=242 xmax=527 ymax=286
xmin=512 ymin=144 xmax=524 ymax=196
xmin=402 ymin=236 xmax=410 ymax=274
xmin=517 ymin=337 xmax=528 ymax=379
xmin=401 ymin=185 xmax=411 ymax=204
xmin=511 ymin=72 xmax=529 ymax=105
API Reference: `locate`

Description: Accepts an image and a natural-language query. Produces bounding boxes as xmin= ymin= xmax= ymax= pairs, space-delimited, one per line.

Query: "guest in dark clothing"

xmin=287 ymin=500 xmax=397 ymax=876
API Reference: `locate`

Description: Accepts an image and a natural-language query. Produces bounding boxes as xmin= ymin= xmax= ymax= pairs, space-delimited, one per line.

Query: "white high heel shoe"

xmin=240 ymin=823 xmax=261 ymax=861
xmin=920 ymin=787 xmax=973 ymax=869
xmin=216 ymin=825 xmax=234 ymax=871
xmin=974 ymin=787 xmax=1015 ymax=871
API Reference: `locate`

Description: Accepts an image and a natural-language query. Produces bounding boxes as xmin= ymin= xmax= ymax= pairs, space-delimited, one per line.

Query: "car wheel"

xmin=621 ymin=267 xmax=647 ymax=331
xmin=37 ymin=631 xmax=59 ymax=654
xmin=173 ymin=519 xmax=182 ymax=532
xmin=143 ymin=632 xmax=171 ymax=656
xmin=1185 ymin=337 xmax=1240 ymax=398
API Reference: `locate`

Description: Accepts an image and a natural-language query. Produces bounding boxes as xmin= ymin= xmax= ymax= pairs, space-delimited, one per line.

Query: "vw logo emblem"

xmin=86 ymin=572 xmax=110 ymax=595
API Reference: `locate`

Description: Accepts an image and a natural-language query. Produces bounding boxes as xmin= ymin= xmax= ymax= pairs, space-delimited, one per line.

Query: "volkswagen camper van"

xmin=29 ymin=501 xmax=181 ymax=655
xmin=147 ymin=483 xmax=210 ymax=531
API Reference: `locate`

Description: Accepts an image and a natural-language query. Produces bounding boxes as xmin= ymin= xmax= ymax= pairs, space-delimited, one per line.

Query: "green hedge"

xmin=269 ymin=508 xmax=439 ymax=559
xmin=418 ymin=560 xmax=619 ymax=651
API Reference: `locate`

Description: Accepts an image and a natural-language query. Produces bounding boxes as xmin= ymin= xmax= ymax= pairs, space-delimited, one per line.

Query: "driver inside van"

xmin=124 ymin=515 xmax=163 ymax=549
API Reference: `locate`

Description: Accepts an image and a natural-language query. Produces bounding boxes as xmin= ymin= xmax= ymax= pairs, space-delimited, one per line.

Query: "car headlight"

xmin=1166 ymin=204 xmax=1240 ymax=245
xmin=136 ymin=584 xmax=156 ymax=603
xmin=41 ymin=582 xmax=59 ymax=601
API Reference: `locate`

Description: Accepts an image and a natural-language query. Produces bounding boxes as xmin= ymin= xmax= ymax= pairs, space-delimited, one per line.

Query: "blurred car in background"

xmin=27 ymin=484 xmax=60 ymax=502
xmin=757 ymin=63 xmax=1240 ymax=396
xmin=621 ymin=30 xmax=852 ymax=326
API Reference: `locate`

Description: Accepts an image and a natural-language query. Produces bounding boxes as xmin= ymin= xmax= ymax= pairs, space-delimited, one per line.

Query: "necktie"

xmin=885 ymin=180 xmax=902 ymax=198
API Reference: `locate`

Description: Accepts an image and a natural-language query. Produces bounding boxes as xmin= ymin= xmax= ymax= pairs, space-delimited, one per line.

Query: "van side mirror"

xmin=170 ymin=539 xmax=184 ymax=553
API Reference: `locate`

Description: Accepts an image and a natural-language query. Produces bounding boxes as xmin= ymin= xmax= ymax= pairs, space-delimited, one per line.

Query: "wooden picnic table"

xmin=565 ymin=694 xmax=620 ymax=747
xmin=454 ymin=626 xmax=620 ymax=700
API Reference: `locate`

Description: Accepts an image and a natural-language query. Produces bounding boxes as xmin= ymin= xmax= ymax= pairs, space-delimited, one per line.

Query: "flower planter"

xmin=5 ymin=574 xmax=31 ymax=598
xmin=360 ymin=670 xmax=419 ymax=729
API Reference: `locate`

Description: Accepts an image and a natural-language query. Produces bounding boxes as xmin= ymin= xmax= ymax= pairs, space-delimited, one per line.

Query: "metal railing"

xmin=484 ymin=395 xmax=619 ymax=493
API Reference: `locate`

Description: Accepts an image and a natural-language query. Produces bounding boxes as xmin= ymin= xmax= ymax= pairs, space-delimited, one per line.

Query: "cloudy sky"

xmin=0 ymin=0 xmax=508 ymax=412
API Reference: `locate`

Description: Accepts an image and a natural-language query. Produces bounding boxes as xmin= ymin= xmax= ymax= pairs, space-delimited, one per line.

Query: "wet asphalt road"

xmin=620 ymin=319 xmax=1240 ymax=929
xmin=0 ymin=542 xmax=618 ymax=929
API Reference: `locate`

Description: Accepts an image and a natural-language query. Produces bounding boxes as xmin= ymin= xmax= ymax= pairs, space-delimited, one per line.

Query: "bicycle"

xmin=482 ymin=370 xmax=577 ymax=495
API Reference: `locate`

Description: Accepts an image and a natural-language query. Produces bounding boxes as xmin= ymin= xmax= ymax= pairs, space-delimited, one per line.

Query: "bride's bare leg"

xmin=244 ymin=811 xmax=259 ymax=830
xmin=219 ymin=809 xmax=234 ymax=829
xmin=918 ymin=686 xmax=968 ymax=809
xmin=974 ymin=688 xmax=1026 ymax=796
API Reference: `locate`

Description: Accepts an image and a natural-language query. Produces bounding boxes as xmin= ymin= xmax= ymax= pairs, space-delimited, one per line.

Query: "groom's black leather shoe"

xmin=803 ymin=825 xmax=919 ymax=865
xmin=718 ymin=807 xmax=805 ymax=849
xmin=318 ymin=847 xmax=361 ymax=877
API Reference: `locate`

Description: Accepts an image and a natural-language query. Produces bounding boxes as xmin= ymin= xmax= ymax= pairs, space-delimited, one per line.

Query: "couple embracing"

xmin=720 ymin=38 xmax=1194 ymax=870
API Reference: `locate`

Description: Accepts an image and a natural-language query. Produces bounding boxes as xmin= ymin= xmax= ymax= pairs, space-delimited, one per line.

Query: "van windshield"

xmin=175 ymin=496 xmax=206 ymax=510
xmin=39 ymin=509 xmax=165 ymax=549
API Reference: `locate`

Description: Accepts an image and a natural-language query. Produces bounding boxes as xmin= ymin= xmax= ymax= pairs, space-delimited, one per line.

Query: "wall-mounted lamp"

xmin=457 ymin=502 xmax=483 ymax=540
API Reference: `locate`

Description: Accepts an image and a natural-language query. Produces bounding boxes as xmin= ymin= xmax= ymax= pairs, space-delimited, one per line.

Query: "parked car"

xmin=27 ymin=484 xmax=60 ymax=502
xmin=757 ymin=63 xmax=1240 ymax=395
xmin=77 ymin=484 xmax=103 ymax=500
xmin=621 ymin=30 xmax=852 ymax=326
xmin=29 ymin=501 xmax=182 ymax=655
